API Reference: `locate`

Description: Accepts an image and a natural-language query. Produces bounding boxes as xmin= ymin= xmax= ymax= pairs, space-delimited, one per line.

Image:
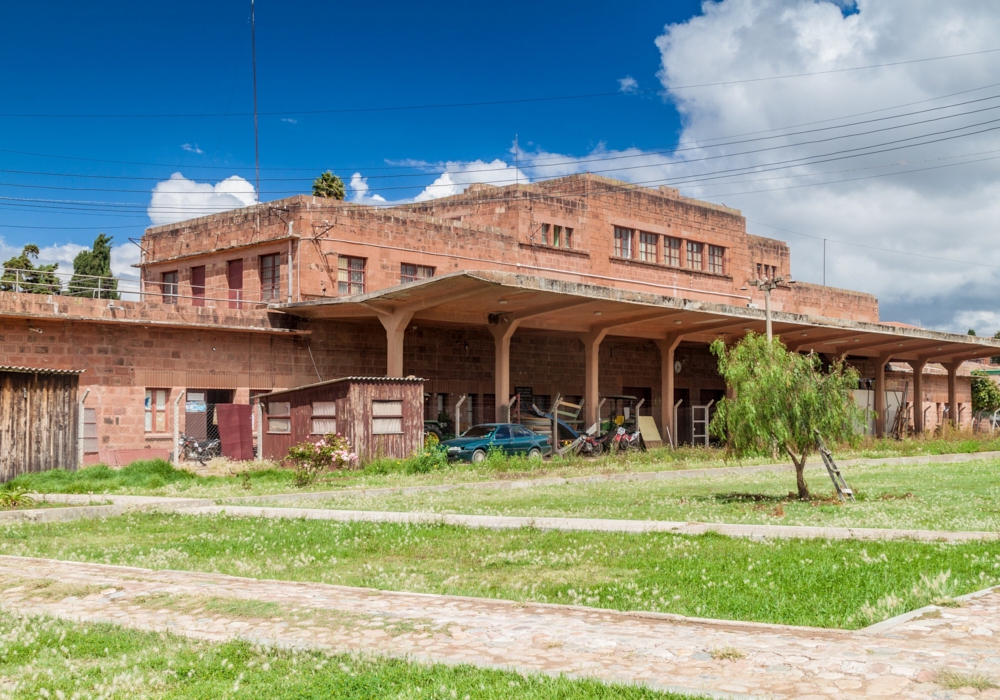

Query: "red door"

xmin=216 ymin=404 xmax=254 ymax=460
xmin=227 ymin=259 xmax=243 ymax=309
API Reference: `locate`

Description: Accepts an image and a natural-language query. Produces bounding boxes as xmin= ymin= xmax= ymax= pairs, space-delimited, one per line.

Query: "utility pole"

xmin=742 ymin=274 xmax=796 ymax=341
xmin=250 ymin=0 xmax=260 ymax=202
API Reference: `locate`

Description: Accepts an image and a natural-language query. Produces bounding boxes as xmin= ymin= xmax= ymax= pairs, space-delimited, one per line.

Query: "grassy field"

xmin=3 ymin=512 xmax=999 ymax=629
xmin=279 ymin=458 xmax=1000 ymax=532
xmin=7 ymin=431 xmax=1000 ymax=500
xmin=0 ymin=613 xmax=692 ymax=700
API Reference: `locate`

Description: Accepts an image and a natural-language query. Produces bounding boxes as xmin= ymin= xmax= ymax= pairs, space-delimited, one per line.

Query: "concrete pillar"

xmin=580 ymin=330 xmax=608 ymax=429
xmin=946 ymin=361 xmax=959 ymax=427
xmin=377 ymin=309 xmax=415 ymax=377
xmin=874 ymin=354 xmax=891 ymax=437
xmin=909 ymin=359 xmax=927 ymax=433
xmin=655 ymin=334 xmax=682 ymax=448
xmin=488 ymin=320 xmax=521 ymax=422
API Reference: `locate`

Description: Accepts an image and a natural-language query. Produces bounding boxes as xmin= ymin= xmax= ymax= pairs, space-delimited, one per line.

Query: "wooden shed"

xmin=0 ymin=365 xmax=81 ymax=482
xmin=257 ymin=376 xmax=424 ymax=462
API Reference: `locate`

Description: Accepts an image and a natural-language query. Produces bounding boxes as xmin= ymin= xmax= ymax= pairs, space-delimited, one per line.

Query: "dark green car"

xmin=442 ymin=423 xmax=552 ymax=463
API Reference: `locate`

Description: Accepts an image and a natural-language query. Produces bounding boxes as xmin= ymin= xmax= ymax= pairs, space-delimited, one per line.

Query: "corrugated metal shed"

xmin=257 ymin=376 xmax=425 ymax=399
xmin=0 ymin=366 xmax=84 ymax=375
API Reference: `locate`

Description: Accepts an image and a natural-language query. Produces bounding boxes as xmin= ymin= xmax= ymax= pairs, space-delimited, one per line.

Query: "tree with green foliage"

xmin=0 ymin=244 xmax=61 ymax=294
xmin=710 ymin=333 xmax=864 ymax=499
xmin=312 ymin=171 xmax=345 ymax=200
xmin=68 ymin=233 xmax=119 ymax=299
xmin=971 ymin=370 xmax=1000 ymax=413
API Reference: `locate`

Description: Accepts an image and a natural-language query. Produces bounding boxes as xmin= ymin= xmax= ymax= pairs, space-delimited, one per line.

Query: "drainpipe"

xmin=172 ymin=390 xmax=185 ymax=464
xmin=77 ymin=388 xmax=90 ymax=471
xmin=287 ymin=221 xmax=294 ymax=303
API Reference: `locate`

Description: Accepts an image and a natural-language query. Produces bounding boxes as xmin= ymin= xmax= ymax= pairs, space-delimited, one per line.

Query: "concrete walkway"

xmin=2 ymin=556 xmax=999 ymax=699
xmin=181 ymin=505 xmax=1000 ymax=542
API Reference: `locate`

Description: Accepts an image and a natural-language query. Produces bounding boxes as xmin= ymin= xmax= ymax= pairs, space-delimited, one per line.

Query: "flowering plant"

xmin=286 ymin=433 xmax=358 ymax=487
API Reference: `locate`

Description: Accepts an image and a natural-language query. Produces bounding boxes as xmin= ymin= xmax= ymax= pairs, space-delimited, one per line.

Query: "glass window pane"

xmin=313 ymin=401 xmax=336 ymax=416
xmin=372 ymin=400 xmax=402 ymax=416
xmin=372 ymin=417 xmax=402 ymax=434
xmin=312 ymin=418 xmax=337 ymax=434
xmin=267 ymin=401 xmax=290 ymax=416
xmin=268 ymin=417 xmax=291 ymax=433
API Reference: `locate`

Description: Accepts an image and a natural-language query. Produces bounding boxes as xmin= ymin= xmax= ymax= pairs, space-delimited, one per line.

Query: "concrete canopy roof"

xmin=275 ymin=271 xmax=1000 ymax=365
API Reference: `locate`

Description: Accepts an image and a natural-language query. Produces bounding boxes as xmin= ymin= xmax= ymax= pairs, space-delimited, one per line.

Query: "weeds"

xmin=0 ymin=487 xmax=36 ymax=510
xmin=935 ymin=669 xmax=998 ymax=690
xmin=710 ymin=647 xmax=745 ymax=660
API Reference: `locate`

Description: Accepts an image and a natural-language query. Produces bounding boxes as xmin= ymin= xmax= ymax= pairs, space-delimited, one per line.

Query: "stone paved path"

xmin=3 ymin=556 xmax=1000 ymax=699
xmin=186 ymin=504 xmax=1000 ymax=543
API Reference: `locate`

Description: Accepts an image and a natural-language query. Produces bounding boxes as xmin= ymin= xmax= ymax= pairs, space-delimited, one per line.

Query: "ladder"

xmin=815 ymin=431 xmax=855 ymax=502
xmin=691 ymin=400 xmax=715 ymax=447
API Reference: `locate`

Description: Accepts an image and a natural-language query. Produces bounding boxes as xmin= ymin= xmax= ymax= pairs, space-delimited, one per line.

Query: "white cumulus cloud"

xmin=618 ymin=76 xmax=639 ymax=93
xmin=349 ymin=172 xmax=386 ymax=203
xmin=147 ymin=173 xmax=258 ymax=226
xmin=181 ymin=143 xmax=204 ymax=154
xmin=414 ymin=159 xmax=530 ymax=202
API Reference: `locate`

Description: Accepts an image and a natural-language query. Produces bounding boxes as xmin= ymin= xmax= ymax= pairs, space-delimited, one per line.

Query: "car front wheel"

xmin=471 ymin=449 xmax=487 ymax=464
xmin=528 ymin=447 xmax=543 ymax=461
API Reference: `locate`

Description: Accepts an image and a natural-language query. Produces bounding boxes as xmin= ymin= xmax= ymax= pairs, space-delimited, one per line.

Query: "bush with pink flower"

xmin=286 ymin=433 xmax=358 ymax=487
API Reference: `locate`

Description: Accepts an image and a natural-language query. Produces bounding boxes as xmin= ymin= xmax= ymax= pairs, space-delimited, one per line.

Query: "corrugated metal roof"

xmin=0 ymin=365 xmax=85 ymax=375
xmin=255 ymin=375 xmax=425 ymax=399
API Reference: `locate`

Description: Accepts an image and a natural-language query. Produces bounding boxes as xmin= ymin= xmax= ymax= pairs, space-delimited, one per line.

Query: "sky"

xmin=2 ymin=0 xmax=1000 ymax=332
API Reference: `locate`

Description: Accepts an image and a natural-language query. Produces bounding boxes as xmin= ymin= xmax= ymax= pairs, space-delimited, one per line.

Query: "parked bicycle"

xmin=178 ymin=434 xmax=221 ymax=465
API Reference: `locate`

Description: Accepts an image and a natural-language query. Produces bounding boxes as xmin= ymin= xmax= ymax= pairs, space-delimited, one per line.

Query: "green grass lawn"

xmin=278 ymin=458 xmax=1000 ymax=532
xmin=4 ymin=513 xmax=1000 ymax=629
xmin=0 ymin=613 xmax=692 ymax=700
xmin=7 ymin=431 xmax=1000 ymax=500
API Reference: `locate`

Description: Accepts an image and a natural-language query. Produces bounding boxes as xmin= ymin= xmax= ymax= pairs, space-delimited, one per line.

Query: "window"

xmin=266 ymin=401 xmax=291 ymax=434
xmin=161 ymin=271 xmax=178 ymax=304
xmin=686 ymin=241 xmax=703 ymax=270
xmin=614 ymin=227 xmax=634 ymax=258
xmin=227 ymin=259 xmax=244 ymax=309
xmin=338 ymin=256 xmax=366 ymax=295
xmin=372 ymin=400 xmax=403 ymax=434
xmin=639 ymin=232 xmax=658 ymax=263
xmin=191 ymin=266 xmax=205 ymax=307
xmin=493 ymin=425 xmax=511 ymax=440
xmin=665 ymin=237 xmax=681 ymax=267
xmin=552 ymin=225 xmax=564 ymax=248
xmin=539 ymin=223 xmax=551 ymax=244
xmin=512 ymin=425 xmax=534 ymax=438
xmin=83 ymin=408 xmax=98 ymax=454
xmin=311 ymin=401 xmax=337 ymax=435
xmin=708 ymin=245 xmax=725 ymax=274
xmin=260 ymin=253 xmax=281 ymax=302
xmin=144 ymin=389 xmax=168 ymax=432
xmin=400 ymin=263 xmax=434 ymax=284
xmin=562 ymin=227 xmax=573 ymax=248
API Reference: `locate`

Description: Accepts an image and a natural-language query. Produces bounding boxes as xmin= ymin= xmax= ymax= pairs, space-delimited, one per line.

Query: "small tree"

xmin=68 ymin=233 xmax=119 ymax=299
xmin=971 ymin=370 xmax=1000 ymax=413
xmin=312 ymin=171 xmax=345 ymax=200
xmin=710 ymin=333 xmax=864 ymax=499
xmin=0 ymin=244 xmax=61 ymax=294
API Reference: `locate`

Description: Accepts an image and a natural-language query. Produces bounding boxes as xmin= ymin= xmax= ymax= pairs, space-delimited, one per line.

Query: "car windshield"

xmin=461 ymin=425 xmax=496 ymax=438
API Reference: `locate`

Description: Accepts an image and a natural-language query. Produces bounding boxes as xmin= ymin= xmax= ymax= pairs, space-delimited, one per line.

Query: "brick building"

xmin=1 ymin=174 xmax=996 ymax=468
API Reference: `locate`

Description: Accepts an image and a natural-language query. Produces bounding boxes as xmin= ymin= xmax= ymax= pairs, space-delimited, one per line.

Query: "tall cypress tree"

xmin=69 ymin=233 xmax=119 ymax=299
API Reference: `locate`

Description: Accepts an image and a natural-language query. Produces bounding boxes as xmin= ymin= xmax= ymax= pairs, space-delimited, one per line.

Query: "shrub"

xmin=286 ymin=434 xmax=357 ymax=487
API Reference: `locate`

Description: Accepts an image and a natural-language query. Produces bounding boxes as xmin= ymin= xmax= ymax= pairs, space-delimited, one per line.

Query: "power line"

xmin=2 ymin=47 xmax=1000 ymax=119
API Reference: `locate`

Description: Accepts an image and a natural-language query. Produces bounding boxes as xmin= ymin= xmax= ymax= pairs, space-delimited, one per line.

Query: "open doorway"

xmin=185 ymin=389 xmax=234 ymax=440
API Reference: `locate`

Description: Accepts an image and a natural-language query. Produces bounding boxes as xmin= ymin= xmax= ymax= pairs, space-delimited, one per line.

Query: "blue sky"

xmin=0 ymin=0 xmax=701 ymax=251
xmin=4 ymin=0 xmax=1000 ymax=332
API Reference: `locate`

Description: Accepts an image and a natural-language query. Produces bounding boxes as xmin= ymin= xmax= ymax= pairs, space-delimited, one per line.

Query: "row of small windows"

xmin=614 ymin=227 xmax=725 ymax=275
xmin=265 ymin=399 xmax=402 ymax=435
xmin=538 ymin=223 xmax=574 ymax=249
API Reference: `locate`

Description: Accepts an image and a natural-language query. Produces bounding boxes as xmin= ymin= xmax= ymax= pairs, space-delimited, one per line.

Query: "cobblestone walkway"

xmin=3 ymin=556 xmax=999 ymax=699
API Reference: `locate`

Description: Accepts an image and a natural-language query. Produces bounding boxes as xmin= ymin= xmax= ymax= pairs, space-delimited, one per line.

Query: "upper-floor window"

xmin=338 ymin=256 xmax=366 ymax=295
xmin=552 ymin=225 xmax=573 ymax=248
xmin=756 ymin=263 xmax=778 ymax=281
xmin=639 ymin=232 xmax=658 ymax=263
xmin=260 ymin=253 xmax=281 ymax=302
xmin=708 ymin=245 xmax=725 ymax=274
xmin=161 ymin=271 xmax=178 ymax=304
xmin=614 ymin=226 xmax=634 ymax=259
xmin=191 ymin=265 xmax=205 ymax=307
xmin=686 ymin=241 xmax=703 ymax=270
xmin=400 ymin=263 xmax=434 ymax=284
xmin=665 ymin=237 xmax=681 ymax=267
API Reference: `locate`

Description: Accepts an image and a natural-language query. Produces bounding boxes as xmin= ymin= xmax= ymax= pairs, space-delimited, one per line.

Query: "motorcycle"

xmin=610 ymin=425 xmax=645 ymax=453
xmin=178 ymin=434 xmax=221 ymax=465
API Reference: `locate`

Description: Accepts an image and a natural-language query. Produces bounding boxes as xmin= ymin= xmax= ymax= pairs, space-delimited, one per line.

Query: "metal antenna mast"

xmin=250 ymin=0 xmax=260 ymax=202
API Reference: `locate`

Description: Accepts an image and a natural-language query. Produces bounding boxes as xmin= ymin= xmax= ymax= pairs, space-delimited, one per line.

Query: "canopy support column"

xmin=376 ymin=309 xmax=414 ymax=377
xmin=580 ymin=330 xmax=608 ymax=430
xmin=488 ymin=319 xmax=521 ymax=423
xmin=655 ymin=334 xmax=682 ymax=448
xmin=946 ymin=361 xmax=960 ymax=428
xmin=909 ymin=358 xmax=927 ymax=433
xmin=874 ymin=353 xmax=891 ymax=437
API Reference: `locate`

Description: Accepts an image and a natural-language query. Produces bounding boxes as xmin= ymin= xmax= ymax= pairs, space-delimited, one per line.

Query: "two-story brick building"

xmin=0 ymin=174 xmax=995 ymax=470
